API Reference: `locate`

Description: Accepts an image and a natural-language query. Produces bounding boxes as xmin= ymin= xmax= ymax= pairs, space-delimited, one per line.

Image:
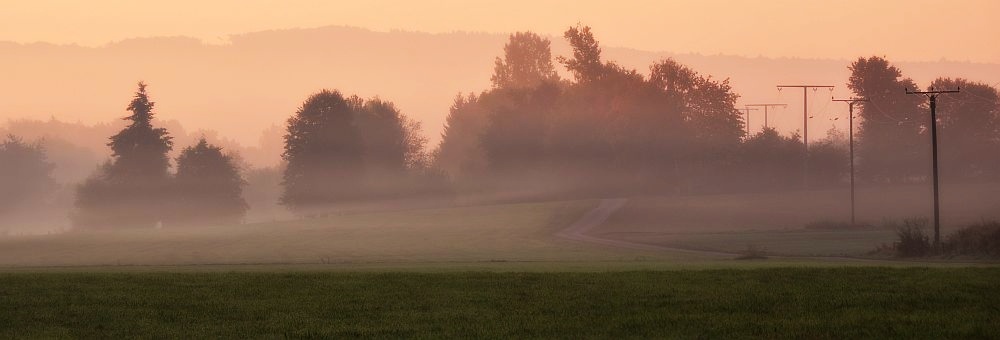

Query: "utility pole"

xmin=740 ymin=106 xmax=759 ymax=138
xmin=832 ymin=97 xmax=868 ymax=225
xmin=745 ymin=103 xmax=788 ymax=129
xmin=777 ymin=85 xmax=834 ymax=188
xmin=906 ymin=87 xmax=960 ymax=248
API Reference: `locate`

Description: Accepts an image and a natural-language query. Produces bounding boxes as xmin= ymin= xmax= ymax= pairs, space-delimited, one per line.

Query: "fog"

xmin=1 ymin=24 xmax=999 ymax=266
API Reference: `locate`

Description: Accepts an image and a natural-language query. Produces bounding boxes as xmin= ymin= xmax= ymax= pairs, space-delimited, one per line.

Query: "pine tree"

xmin=108 ymin=82 xmax=173 ymax=180
xmin=74 ymin=82 xmax=173 ymax=228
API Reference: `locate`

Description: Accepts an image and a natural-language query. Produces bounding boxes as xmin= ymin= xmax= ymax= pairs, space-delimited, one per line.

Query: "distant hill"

xmin=3 ymin=25 xmax=998 ymax=166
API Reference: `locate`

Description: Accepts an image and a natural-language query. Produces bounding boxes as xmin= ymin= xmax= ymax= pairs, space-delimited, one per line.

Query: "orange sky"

xmin=3 ymin=0 xmax=999 ymax=62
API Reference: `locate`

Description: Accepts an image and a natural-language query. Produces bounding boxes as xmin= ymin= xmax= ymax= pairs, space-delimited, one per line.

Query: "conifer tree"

xmin=74 ymin=82 xmax=173 ymax=228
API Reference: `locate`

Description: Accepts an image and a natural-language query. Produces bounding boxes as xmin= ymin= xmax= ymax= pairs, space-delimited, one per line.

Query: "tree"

xmin=168 ymin=138 xmax=247 ymax=226
xmin=808 ymin=127 xmax=850 ymax=188
xmin=107 ymin=82 xmax=174 ymax=180
xmin=929 ymin=78 xmax=1000 ymax=180
xmin=74 ymin=82 xmax=174 ymax=228
xmin=0 ymin=135 xmax=56 ymax=212
xmin=433 ymin=93 xmax=490 ymax=178
xmin=648 ymin=59 xmax=744 ymax=191
xmin=739 ymin=128 xmax=806 ymax=191
xmin=481 ymin=83 xmax=560 ymax=172
xmin=354 ymin=97 xmax=409 ymax=173
xmin=649 ymin=59 xmax=743 ymax=151
xmin=848 ymin=56 xmax=926 ymax=182
xmin=557 ymin=24 xmax=605 ymax=83
xmin=491 ymin=32 xmax=559 ymax=89
xmin=353 ymin=97 xmax=428 ymax=174
xmin=281 ymin=90 xmax=364 ymax=209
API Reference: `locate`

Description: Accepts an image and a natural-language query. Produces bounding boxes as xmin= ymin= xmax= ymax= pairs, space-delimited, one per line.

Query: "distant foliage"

xmin=849 ymin=57 xmax=927 ymax=183
xmin=931 ymin=78 xmax=1000 ymax=180
xmin=0 ymin=135 xmax=56 ymax=212
xmin=167 ymin=139 xmax=247 ymax=226
xmin=74 ymin=82 xmax=174 ymax=228
xmin=738 ymin=128 xmax=805 ymax=191
xmin=433 ymin=94 xmax=490 ymax=179
xmin=281 ymin=90 xmax=364 ymax=208
xmin=557 ymin=24 xmax=605 ymax=83
xmin=433 ymin=26 xmax=747 ymax=195
xmin=807 ymin=132 xmax=850 ymax=188
xmin=491 ymin=32 xmax=559 ymax=89
xmin=281 ymin=90 xmax=446 ymax=210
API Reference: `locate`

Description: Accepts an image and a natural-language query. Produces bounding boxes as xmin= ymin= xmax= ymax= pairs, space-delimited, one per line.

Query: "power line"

xmin=740 ymin=106 xmax=759 ymax=138
xmin=777 ymin=85 xmax=834 ymax=188
xmin=745 ymin=103 xmax=787 ymax=129
xmin=906 ymin=86 xmax=960 ymax=248
xmin=832 ymin=97 xmax=868 ymax=226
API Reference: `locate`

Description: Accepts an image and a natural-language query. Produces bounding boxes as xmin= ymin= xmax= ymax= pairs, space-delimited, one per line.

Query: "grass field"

xmin=4 ymin=183 xmax=1000 ymax=267
xmin=2 ymin=268 xmax=998 ymax=338
xmin=598 ymin=183 xmax=1000 ymax=257
xmin=0 ymin=200 xmax=707 ymax=268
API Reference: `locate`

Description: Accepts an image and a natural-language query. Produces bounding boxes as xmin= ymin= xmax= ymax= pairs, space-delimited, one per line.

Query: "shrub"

xmin=893 ymin=218 xmax=931 ymax=257
xmin=943 ymin=221 xmax=1000 ymax=258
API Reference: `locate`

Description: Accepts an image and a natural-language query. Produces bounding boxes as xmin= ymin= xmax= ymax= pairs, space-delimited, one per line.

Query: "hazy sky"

xmin=3 ymin=0 xmax=999 ymax=62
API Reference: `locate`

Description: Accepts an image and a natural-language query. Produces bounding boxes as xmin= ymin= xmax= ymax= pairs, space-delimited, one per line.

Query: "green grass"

xmin=2 ymin=268 xmax=998 ymax=338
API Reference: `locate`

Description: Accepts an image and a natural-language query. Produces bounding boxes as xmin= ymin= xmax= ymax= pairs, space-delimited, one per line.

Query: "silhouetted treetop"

xmin=492 ymin=32 xmax=559 ymax=89
xmin=107 ymin=82 xmax=173 ymax=180
xmin=848 ymin=56 xmax=926 ymax=182
xmin=170 ymin=138 xmax=247 ymax=226
xmin=281 ymin=89 xmax=364 ymax=207
xmin=558 ymin=24 xmax=605 ymax=83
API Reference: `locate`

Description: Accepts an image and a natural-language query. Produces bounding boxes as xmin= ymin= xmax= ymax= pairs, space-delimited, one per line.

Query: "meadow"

xmin=2 ymin=268 xmax=998 ymax=338
xmin=0 ymin=200 xmax=701 ymax=268
xmin=2 ymin=186 xmax=999 ymax=338
xmin=3 ymin=183 xmax=1000 ymax=268
xmin=598 ymin=182 xmax=1000 ymax=257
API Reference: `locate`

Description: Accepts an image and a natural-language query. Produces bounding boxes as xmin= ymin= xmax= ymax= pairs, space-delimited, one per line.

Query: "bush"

xmin=893 ymin=218 xmax=932 ymax=257
xmin=943 ymin=221 xmax=1000 ymax=258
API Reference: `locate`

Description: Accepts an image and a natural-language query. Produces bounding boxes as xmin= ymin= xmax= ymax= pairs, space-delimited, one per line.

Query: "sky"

xmin=1 ymin=0 xmax=998 ymax=160
xmin=2 ymin=0 xmax=999 ymax=63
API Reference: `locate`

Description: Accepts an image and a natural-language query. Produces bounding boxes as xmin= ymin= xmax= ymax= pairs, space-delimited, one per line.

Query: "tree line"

xmin=435 ymin=26 xmax=1000 ymax=194
xmin=2 ymin=24 xmax=998 ymax=228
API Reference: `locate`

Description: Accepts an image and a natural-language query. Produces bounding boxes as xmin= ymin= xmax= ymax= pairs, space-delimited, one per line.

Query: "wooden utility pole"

xmin=906 ymin=87 xmax=960 ymax=248
xmin=740 ymin=106 xmax=759 ymax=138
xmin=832 ymin=97 xmax=868 ymax=225
xmin=776 ymin=85 xmax=834 ymax=188
xmin=745 ymin=103 xmax=787 ymax=129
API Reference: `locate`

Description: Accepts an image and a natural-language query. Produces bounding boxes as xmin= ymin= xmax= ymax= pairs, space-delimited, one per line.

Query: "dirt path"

xmin=556 ymin=198 xmax=733 ymax=257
